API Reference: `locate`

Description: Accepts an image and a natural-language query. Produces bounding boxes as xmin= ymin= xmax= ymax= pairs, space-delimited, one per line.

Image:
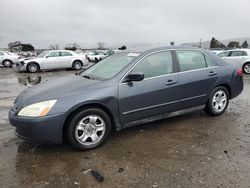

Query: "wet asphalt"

xmin=0 ymin=67 xmax=250 ymax=188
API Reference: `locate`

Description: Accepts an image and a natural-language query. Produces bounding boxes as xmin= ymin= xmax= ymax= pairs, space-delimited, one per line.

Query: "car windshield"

xmin=37 ymin=51 xmax=48 ymax=58
xmin=82 ymin=52 xmax=140 ymax=80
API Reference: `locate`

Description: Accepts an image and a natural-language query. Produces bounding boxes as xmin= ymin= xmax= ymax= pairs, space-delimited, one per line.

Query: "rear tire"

xmin=205 ymin=86 xmax=229 ymax=116
xmin=66 ymin=108 xmax=112 ymax=150
xmin=243 ymin=62 xmax=250 ymax=74
xmin=27 ymin=63 xmax=39 ymax=73
xmin=3 ymin=60 xmax=13 ymax=67
xmin=72 ymin=60 xmax=83 ymax=70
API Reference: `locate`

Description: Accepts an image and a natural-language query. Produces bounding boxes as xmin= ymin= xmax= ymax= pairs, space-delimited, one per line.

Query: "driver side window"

xmin=132 ymin=51 xmax=173 ymax=79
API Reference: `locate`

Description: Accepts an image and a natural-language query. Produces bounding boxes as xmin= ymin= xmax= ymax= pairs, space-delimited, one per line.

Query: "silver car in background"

xmin=16 ymin=50 xmax=88 ymax=73
xmin=0 ymin=51 xmax=20 ymax=67
xmin=218 ymin=49 xmax=250 ymax=74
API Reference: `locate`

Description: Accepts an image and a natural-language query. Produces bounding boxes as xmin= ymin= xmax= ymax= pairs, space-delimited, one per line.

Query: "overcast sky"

xmin=0 ymin=0 xmax=250 ymax=49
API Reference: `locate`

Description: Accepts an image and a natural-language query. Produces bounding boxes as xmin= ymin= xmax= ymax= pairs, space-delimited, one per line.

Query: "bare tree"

xmin=97 ymin=41 xmax=105 ymax=49
xmin=48 ymin=44 xmax=60 ymax=50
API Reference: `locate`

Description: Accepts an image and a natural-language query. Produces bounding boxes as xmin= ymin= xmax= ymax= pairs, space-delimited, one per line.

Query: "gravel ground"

xmin=0 ymin=67 xmax=250 ymax=188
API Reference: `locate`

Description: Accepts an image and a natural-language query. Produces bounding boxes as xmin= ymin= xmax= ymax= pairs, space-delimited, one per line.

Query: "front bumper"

xmin=9 ymin=108 xmax=65 ymax=144
xmin=15 ymin=62 xmax=27 ymax=72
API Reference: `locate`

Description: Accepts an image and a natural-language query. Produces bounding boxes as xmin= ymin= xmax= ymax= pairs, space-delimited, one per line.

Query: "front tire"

xmin=243 ymin=62 xmax=250 ymax=74
xmin=66 ymin=108 xmax=112 ymax=150
xmin=3 ymin=60 xmax=13 ymax=67
xmin=205 ymin=86 xmax=229 ymax=116
xmin=27 ymin=63 xmax=39 ymax=73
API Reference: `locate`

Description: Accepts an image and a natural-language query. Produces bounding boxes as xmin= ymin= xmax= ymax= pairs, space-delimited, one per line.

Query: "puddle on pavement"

xmin=0 ymin=68 xmax=250 ymax=187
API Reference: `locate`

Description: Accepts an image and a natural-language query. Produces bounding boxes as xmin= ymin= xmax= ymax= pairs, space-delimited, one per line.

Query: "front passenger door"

xmin=42 ymin=51 xmax=61 ymax=69
xmin=118 ymin=51 xmax=180 ymax=124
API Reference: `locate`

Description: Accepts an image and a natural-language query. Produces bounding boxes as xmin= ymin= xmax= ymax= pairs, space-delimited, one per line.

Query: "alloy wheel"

xmin=212 ymin=90 xmax=227 ymax=113
xmin=244 ymin=63 xmax=250 ymax=74
xmin=3 ymin=60 xmax=11 ymax=67
xmin=75 ymin=115 xmax=106 ymax=146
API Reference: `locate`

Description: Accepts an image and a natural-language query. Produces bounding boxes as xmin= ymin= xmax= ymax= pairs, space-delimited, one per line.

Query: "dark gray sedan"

xmin=9 ymin=47 xmax=243 ymax=150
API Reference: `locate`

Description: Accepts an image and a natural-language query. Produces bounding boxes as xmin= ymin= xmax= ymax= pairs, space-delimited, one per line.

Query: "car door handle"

xmin=208 ymin=71 xmax=217 ymax=76
xmin=165 ymin=80 xmax=177 ymax=85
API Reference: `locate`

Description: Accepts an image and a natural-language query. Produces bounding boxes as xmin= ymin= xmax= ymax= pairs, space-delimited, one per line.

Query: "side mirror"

xmin=45 ymin=56 xmax=49 ymax=58
xmin=124 ymin=72 xmax=144 ymax=82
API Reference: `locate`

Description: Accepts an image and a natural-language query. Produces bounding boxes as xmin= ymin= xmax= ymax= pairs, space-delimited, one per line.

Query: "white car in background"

xmin=16 ymin=50 xmax=88 ymax=73
xmin=86 ymin=50 xmax=114 ymax=62
xmin=0 ymin=51 xmax=20 ymax=67
xmin=218 ymin=49 xmax=250 ymax=74
xmin=210 ymin=50 xmax=224 ymax=55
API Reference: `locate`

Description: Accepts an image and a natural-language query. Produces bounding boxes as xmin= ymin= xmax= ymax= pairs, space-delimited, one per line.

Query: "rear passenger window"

xmin=231 ymin=51 xmax=247 ymax=57
xmin=61 ymin=51 xmax=72 ymax=56
xmin=132 ymin=51 xmax=173 ymax=78
xmin=176 ymin=51 xmax=206 ymax=72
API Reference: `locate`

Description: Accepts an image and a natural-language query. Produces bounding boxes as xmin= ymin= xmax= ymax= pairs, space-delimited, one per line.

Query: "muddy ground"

xmin=0 ymin=67 xmax=250 ymax=188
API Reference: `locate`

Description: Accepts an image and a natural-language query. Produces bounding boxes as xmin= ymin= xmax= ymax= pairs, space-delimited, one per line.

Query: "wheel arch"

xmin=72 ymin=59 xmax=83 ymax=66
xmin=62 ymin=102 xmax=116 ymax=141
xmin=214 ymin=83 xmax=232 ymax=99
xmin=3 ymin=59 xmax=13 ymax=63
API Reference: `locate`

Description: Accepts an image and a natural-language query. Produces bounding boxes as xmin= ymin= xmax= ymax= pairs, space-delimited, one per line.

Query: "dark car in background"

xmin=9 ymin=47 xmax=243 ymax=150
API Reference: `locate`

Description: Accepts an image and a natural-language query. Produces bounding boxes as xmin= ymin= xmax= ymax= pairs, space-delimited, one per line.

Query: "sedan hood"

xmin=24 ymin=57 xmax=44 ymax=62
xmin=17 ymin=74 xmax=101 ymax=106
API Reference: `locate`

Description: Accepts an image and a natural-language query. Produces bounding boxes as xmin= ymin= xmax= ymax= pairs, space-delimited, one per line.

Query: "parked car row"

xmin=16 ymin=50 xmax=88 ymax=73
xmin=86 ymin=50 xmax=115 ymax=62
xmin=217 ymin=49 xmax=250 ymax=74
xmin=1 ymin=49 xmax=117 ymax=72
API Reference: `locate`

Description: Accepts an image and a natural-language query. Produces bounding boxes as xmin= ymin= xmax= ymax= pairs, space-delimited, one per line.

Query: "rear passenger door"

xmin=60 ymin=51 xmax=74 ymax=68
xmin=175 ymin=50 xmax=219 ymax=108
xmin=229 ymin=51 xmax=248 ymax=64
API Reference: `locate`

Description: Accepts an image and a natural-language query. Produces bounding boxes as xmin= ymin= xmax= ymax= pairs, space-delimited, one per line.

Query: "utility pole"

xmin=199 ymin=39 xmax=202 ymax=48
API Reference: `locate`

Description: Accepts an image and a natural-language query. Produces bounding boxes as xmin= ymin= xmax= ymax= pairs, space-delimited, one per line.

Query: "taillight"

xmin=236 ymin=68 xmax=243 ymax=76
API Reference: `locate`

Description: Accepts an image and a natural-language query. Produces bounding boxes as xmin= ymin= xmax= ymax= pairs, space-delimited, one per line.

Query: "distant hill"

xmin=181 ymin=37 xmax=250 ymax=49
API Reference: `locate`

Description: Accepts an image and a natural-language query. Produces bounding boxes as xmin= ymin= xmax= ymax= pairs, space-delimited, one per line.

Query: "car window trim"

xmin=119 ymin=49 xmax=218 ymax=85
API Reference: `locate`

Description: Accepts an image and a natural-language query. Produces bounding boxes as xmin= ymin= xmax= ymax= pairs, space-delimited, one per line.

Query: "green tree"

xmin=227 ymin=41 xmax=240 ymax=48
xmin=210 ymin=37 xmax=225 ymax=49
xmin=241 ymin=40 xmax=249 ymax=48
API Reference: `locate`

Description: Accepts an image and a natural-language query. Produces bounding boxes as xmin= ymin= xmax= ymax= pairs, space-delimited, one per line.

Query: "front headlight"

xmin=18 ymin=100 xmax=57 ymax=117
